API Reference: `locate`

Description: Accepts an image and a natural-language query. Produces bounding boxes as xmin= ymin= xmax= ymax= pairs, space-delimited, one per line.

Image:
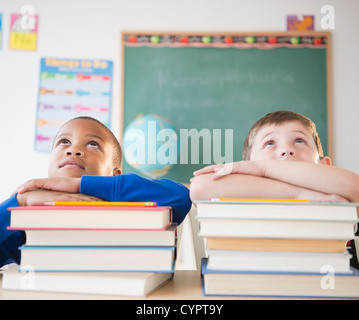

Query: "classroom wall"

xmin=0 ymin=0 xmax=358 ymax=201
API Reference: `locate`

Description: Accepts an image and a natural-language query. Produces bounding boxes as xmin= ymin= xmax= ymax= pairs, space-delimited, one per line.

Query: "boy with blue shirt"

xmin=1 ymin=117 xmax=192 ymax=268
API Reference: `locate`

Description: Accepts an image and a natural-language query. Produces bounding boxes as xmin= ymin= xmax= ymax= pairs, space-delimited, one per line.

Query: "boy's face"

xmin=249 ymin=121 xmax=321 ymax=163
xmin=48 ymin=118 xmax=120 ymax=178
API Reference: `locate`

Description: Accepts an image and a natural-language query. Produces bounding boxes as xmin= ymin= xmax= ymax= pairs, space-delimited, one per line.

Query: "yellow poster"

xmin=9 ymin=12 xmax=39 ymax=50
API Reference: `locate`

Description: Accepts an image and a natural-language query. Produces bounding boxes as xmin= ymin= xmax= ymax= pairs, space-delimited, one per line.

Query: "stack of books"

xmin=2 ymin=202 xmax=176 ymax=297
xmin=196 ymin=199 xmax=359 ymax=299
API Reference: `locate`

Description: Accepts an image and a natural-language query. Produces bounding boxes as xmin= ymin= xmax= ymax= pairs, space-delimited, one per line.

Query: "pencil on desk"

xmin=210 ymin=198 xmax=309 ymax=202
xmin=44 ymin=201 xmax=158 ymax=207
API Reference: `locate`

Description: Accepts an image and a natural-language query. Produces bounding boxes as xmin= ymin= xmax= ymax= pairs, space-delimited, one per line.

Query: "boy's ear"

xmin=320 ymin=156 xmax=332 ymax=166
xmin=113 ymin=167 xmax=122 ymax=176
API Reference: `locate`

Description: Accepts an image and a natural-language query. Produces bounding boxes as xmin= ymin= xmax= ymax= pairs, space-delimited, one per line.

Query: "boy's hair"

xmin=242 ymin=110 xmax=324 ymax=160
xmin=59 ymin=116 xmax=122 ymax=168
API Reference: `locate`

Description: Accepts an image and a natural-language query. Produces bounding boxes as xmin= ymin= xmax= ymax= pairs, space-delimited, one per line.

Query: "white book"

xmin=196 ymin=200 xmax=359 ymax=221
xmin=198 ymin=219 xmax=357 ymax=240
xmin=2 ymin=269 xmax=173 ymax=297
xmin=206 ymin=250 xmax=352 ymax=273
xmin=19 ymin=246 xmax=175 ymax=272
xmin=21 ymin=224 xmax=177 ymax=247
xmin=9 ymin=205 xmax=172 ymax=230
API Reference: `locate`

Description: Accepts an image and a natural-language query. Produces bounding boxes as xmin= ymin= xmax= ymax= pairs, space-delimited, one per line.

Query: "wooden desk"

xmin=0 ymin=270 xmax=241 ymax=300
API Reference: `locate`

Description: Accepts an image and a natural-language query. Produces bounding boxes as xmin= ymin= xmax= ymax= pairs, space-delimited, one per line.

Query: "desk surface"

xmin=0 ymin=270 xmax=244 ymax=300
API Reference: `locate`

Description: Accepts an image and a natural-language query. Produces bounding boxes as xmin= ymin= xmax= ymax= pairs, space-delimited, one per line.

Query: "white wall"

xmin=0 ymin=0 xmax=358 ymax=201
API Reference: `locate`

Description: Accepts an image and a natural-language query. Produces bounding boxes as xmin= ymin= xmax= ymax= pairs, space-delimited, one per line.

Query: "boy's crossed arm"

xmin=191 ymin=170 xmax=348 ymax=203
xmin=192 ymin=160 xmax=359 ymax=203
xmin=16 ymin=177 xmax=104 ymax=206
xmin=16 ymin=188 xmax=101 ymax=206
xmin=16 ymin=177 xmax=81 ymax=196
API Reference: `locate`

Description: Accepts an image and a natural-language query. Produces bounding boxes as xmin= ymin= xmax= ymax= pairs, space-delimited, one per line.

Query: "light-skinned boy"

xmin=190 ymin=110 xmax=359 ymax=268
xmin=191 ymin=110 xmax=359 ymax=204
xmin=0 ymin=117 xmax=192 ymax=268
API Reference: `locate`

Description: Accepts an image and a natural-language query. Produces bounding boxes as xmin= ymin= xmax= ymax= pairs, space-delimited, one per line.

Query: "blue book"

xmin=19 ymin=246 xmax=175 ymax=272
xmin=201 ymin=258 xmax=359 ymax=299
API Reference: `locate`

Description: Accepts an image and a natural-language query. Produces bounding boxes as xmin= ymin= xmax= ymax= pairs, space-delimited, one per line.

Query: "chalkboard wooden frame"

xmin=120 ymin=31 xmax=332 ymax=181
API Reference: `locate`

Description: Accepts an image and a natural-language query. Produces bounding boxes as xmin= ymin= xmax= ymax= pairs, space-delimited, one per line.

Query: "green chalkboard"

xmin=121 ymin=32 xmax=331 ymax=183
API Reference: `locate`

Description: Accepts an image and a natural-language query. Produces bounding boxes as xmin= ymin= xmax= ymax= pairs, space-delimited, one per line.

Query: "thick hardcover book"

xmin=19 ymin=246 xmax=175 ymax=272
xmin=201 ymin=258 xmax=359 ymax=299
xmin=196 ymin=200 xmax=359 ymax=221
xmin=9 ymin=205 xmax=172 ymax=230
xmin=2 ymin=269 xmax=173 ymax=297
xmin=9 ymin=224 xmax=177 ymax=247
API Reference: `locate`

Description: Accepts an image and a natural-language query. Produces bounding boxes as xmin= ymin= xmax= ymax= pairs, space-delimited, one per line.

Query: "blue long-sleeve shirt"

xmin=0 ymin=195 xmax=24 ymax=267
xmin=80 ymin=173 xmax=192 ymax=225
xmin=0 ymin=173 xmax=192 ymax=268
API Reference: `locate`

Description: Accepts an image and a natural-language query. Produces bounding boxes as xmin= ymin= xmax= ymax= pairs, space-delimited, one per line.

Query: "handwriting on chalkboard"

xmin=157 ymin=70 xmax=294 ymax=89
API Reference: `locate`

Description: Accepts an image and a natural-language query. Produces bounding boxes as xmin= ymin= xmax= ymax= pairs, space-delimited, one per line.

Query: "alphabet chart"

xmin=35 ymin=57 xmax=113 ymax=152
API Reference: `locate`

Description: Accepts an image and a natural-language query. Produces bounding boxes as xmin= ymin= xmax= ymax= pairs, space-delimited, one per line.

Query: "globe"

xmin=123 ymin=114 xmax=179 ymax=178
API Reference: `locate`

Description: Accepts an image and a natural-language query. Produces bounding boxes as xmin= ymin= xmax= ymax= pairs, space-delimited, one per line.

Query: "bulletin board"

xmin=121 ymin=31 xmax=332 ymax=183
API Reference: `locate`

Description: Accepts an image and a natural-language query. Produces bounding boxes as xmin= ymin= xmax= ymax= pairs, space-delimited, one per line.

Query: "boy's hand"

xmin=193 ymin=161 xmax=265 ymax=180
xmin=16 ymin=177 xmax=81 ymax=195
xmin=296 ymin=189 xmax=349 ymax=203
xmin=16 ymin=190 xmax=102 ymax=207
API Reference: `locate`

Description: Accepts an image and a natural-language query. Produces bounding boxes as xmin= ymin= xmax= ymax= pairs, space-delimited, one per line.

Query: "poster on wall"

xmin=287 ymin=15 xmax=315 ymax=31
xmin=9 ymin=12 xmax=39 ymax=50
xmin=35 ymin=57 xmax=113 ymax=152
